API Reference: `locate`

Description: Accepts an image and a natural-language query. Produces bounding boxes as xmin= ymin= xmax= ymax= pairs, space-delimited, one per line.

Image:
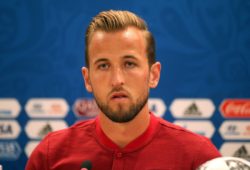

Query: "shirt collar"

xmin=95 ymin=112 xmax=160 ymax=152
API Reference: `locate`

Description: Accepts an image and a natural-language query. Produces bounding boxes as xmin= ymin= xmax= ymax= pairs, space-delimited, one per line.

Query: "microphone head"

xmin=81 ymin=160 xmax=92 ymax=170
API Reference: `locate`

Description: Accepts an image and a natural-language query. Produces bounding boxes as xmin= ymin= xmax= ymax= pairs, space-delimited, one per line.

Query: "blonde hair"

xmin=85 ymin=10 xmax=155 ymax=67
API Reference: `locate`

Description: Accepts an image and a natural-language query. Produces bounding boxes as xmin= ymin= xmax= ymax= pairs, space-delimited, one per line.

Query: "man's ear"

xmin=82 ymin=67 xmax=93 ymax=92
xmin=149 ymin=62 xmax=161 ymax=88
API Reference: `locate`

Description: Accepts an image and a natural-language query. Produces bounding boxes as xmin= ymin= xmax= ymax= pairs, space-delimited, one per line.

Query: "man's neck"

xmin=99 ymin=106 xmax=150 ymax=148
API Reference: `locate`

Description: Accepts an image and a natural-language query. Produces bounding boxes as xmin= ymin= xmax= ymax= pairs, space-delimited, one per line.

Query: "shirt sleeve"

xmin=25 ymin=134 xmax=51 ymax=170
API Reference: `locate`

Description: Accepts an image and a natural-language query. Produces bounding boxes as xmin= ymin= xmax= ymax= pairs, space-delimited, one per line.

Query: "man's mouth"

xmin=111 ymin=92 xmax=128 ymax=100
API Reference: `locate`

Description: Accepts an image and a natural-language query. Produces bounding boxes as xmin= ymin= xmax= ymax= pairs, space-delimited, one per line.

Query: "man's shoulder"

xmin=156 ymin=117 xmax=208 ymax=142
xmin=46 ymin=118 xmax=96 ymax=139
xmin=155 ymin=118 xmax=221 ymax=169
xmin=71 ymin=118 xmax=96 ymax=130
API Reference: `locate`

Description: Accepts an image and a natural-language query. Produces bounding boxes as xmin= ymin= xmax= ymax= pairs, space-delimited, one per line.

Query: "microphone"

xmin=81 ymin=160 xmax=92 ymax=170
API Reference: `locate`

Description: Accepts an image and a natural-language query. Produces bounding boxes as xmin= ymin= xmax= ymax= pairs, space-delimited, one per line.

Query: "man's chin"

xmin=108 ymin=116 xmax=134 ymax=123
xmin=104 ymin=111 xmax=138 ymax=123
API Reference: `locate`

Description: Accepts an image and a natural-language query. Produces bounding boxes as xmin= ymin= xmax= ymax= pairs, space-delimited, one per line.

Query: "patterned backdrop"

xmin=0 ymin=0 xmax=250 ymax=169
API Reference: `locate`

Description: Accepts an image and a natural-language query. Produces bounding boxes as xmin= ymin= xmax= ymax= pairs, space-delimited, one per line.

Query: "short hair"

xmin=85 ymin=10 xmax=155 ymax=67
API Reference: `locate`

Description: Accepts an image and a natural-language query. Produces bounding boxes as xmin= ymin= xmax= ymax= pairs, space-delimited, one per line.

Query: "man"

xmin=26 ymin=10 xmax=221 ymax=170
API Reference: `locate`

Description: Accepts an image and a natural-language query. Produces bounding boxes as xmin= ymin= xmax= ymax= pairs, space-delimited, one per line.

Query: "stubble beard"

xmin=94 ymin=91 xmax=149 ymax=123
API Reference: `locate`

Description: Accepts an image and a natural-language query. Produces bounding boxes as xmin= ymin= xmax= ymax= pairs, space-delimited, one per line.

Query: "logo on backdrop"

xmin=170 ymin=98 xmax=215 ymax=119
xmin=220 ymin=99 xmax=250 ymax=118
xmin=73 ymin=98 xmax=99 ymax=118
xmin=25 ymin=120 xmax=68 ymax=139
xmin=220 ymin=143 xmax=250 ymax=160
xmin=25 ymin=98 xmax=69 ymax=118
xmin=0 ymin=120 xmax=21 ymax=139
xmin=0 ymin=141 xmax=22 ymax=160
xmin=0 ymin=98 xmax=21 ymax=118
xmin=184 ymin=102 xmax=202 ymax=116
xmin=234 ymin=145 xmax=250 ymax=159
xmin=219 ymin=121 xmax=250 ymax=140
xmin=148 ymin=98 xmax=166 ymax=117
xmin=174 ymin=120 xmax=215 ymax=138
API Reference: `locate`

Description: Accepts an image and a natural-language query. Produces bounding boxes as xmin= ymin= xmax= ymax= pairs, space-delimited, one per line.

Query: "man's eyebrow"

xmin=123 ymin=55 xmax=138 ymax=60
xmin=93 ymin=58 xmax=109 ymax=65
xmin=93 ymin=55 xmax=138 ymax=65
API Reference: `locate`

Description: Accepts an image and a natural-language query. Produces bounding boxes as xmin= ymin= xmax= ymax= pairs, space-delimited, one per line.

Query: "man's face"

xmin=82 ymin=27 xmax=160 ymax=123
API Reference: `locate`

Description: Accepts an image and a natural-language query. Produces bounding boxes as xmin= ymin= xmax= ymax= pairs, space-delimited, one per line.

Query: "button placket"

xmin=112 ymin=151 xmax=125 ymax=170
xmin=116 ymin=152 xmax=123 ymax=158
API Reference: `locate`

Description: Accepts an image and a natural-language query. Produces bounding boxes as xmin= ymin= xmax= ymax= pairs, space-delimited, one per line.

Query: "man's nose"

xmin=111 ymin=67 xmax=125 ymax=87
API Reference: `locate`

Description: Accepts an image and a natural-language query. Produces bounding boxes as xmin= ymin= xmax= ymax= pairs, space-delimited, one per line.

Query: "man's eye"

xmin=98 ymin=63 xmax=109 ymax=70
xmin=125 ymin=62 xmax=136 ymax=68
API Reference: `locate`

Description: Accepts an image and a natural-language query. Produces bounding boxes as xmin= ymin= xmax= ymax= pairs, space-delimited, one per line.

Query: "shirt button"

xmin=116 ymin=152 xmax=123 ymax=158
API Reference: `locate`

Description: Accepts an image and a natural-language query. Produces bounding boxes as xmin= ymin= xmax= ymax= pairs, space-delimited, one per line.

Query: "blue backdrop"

xmin=0 ymin=0 xmax=250 ymax=169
